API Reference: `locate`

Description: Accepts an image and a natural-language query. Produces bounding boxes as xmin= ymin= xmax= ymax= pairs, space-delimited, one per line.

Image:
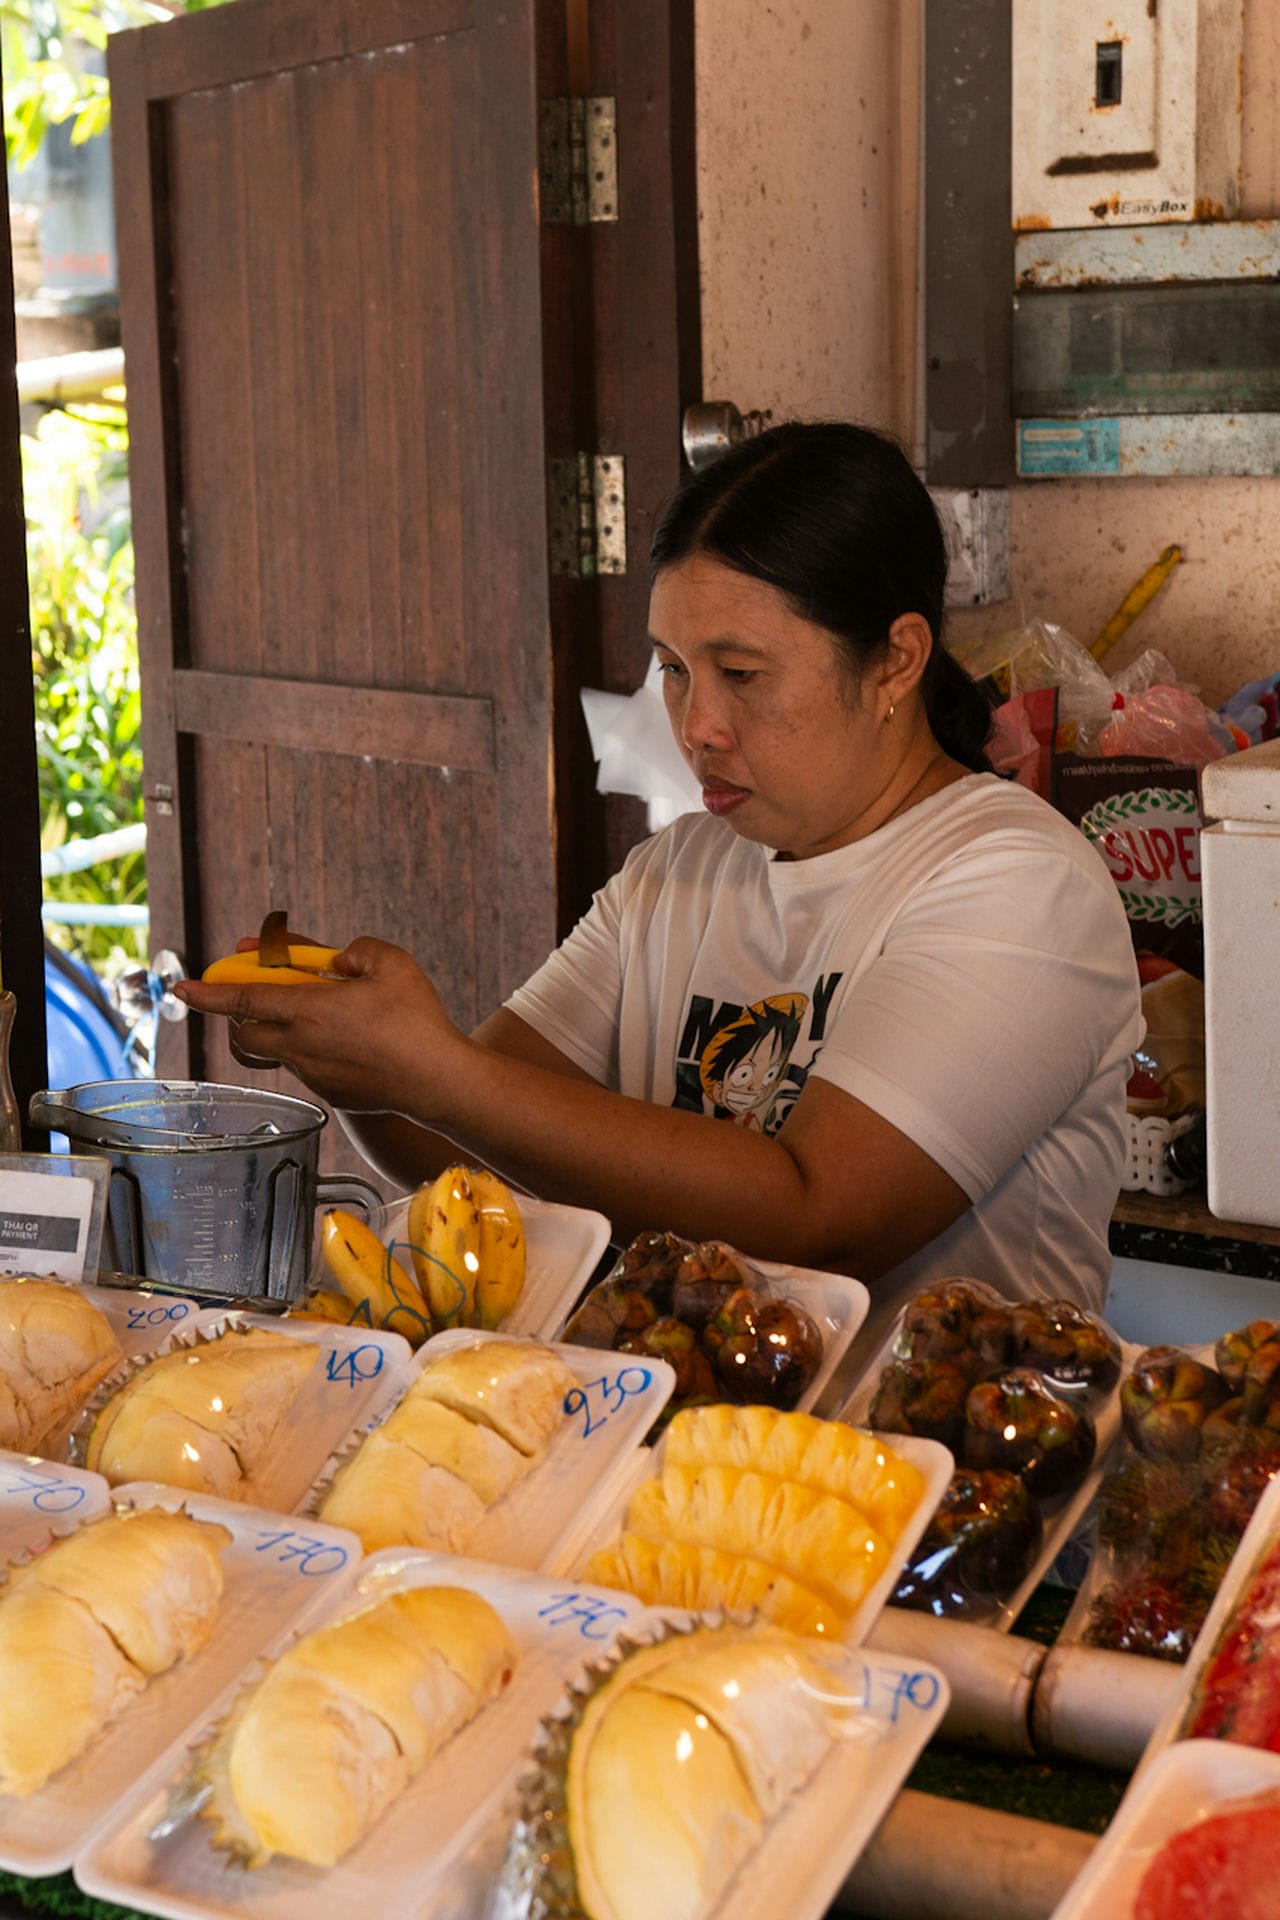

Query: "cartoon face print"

xmin=700 ymin=995 xmax=808 ymax=1131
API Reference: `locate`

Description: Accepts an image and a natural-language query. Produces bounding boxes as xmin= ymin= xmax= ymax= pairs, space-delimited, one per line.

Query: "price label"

xmin=536 ymin=1591 xmax=632 ymax=1641
xmin=855 ymin=1661 xmax=942 ymax=1725
xmin=324 ymin=1344 xmax=385 ymax=1389
xmin=125 ymin=1299 xmax=192 ymax=1332
xmin=0 ymin=1155 xmax=108 ymax=1283
xmin=563 ymin=1367 xmax=654 ymax=1440
xmin=2 ymin=1466 xmax=88 ymax=1515
xmin=253 ymin=1528 xmax=350 ymax=1576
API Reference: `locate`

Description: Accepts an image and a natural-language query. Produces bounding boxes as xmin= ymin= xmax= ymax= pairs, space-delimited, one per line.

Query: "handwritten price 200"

xmin=563 ymin=1367 xmax=653 ymax=1439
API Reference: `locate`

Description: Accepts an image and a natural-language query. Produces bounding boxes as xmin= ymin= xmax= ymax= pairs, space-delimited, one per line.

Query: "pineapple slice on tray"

xmin=582 ymin=1403 xmax=930 ymax=1638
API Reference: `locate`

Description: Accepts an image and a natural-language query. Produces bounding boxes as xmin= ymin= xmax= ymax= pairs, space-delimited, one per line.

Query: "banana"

xmin=470 ymin=1170 xmax=527 ymax=1330
xmin=405 ymin=1167 xmax=526 ymax=1332
xmin=286 ymin=1288 xmax=360 ymax=1328
xmin=320 ymin=1209 xmax=432 ymax=1349
xmin=406 ymin=1169 xmax=481 ymax=1331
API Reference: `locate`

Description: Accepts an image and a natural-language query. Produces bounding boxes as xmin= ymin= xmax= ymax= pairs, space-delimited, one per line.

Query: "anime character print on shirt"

xmin=666 ymin=983 xmax=839 ymax=1134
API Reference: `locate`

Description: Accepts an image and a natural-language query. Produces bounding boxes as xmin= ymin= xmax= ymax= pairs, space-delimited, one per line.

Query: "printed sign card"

xmin=0 ymin=1154 xmax=109 ymax=1283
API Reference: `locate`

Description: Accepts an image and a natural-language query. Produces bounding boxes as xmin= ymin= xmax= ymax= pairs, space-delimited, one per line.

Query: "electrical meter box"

xmin=1012 ymin=0 xmax=1244 ymax=231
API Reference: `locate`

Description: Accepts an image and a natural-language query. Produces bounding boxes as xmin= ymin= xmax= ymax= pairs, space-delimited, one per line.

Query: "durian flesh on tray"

xmin=77 ymin=1325 xmax=319 ymax=1499
xmin=499 ymin=1618 xmax=860 ymax=1920
xmin=316 ymin=1338 xmax=577 ymax=1553
xmin=0 ymin=1506 xmax=231 ymax=1798
xmin=584 ymin=1405 xmax=926 ymax=1637
xmin=0 ymin=1277 xmax=123 ymax=1454
xmin=191 ymin=1584 xmax=517 ymax=1868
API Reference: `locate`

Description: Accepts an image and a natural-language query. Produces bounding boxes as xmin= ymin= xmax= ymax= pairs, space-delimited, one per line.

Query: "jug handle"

xmin=315 ymin=1173 xmax=383 ymax=1220
xmin=27 ymin=1090 xmax=78 ymax=1135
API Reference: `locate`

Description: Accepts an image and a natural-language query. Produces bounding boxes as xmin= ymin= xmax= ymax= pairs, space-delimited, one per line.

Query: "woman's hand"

xmin=174 ymin=938 xmax=462 ymax=1118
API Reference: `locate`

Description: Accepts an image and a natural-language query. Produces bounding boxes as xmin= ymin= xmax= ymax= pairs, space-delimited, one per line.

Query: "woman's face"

xmin=649 ymin=553 xmax=886 ymax=859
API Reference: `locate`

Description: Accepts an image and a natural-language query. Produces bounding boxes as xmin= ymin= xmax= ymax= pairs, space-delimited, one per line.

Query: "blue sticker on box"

xmin=1019 ymin=418 xmax=1121 ymax=476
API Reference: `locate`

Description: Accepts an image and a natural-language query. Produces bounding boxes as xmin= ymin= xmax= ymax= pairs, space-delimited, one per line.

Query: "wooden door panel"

xmin=111 ymin=0 xmax=554 ymax=1103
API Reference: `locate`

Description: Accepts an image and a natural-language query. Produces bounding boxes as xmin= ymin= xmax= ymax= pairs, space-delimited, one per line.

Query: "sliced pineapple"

xmin=627 ymin=1465 xmax=890 ymax=1615
xmin=662 ymin=1405 xmax=925 ymax=1545
xmin=583 ymin=1533 xmax=846 ymax=1639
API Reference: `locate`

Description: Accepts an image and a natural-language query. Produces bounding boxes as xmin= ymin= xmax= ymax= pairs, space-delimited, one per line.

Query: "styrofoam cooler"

xmin=1202 ymin=737 xmax=1280 ymax=1228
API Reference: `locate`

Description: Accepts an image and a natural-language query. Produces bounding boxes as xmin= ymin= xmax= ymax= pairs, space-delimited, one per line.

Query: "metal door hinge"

xmin=539 ymin=97 xmax=618 ymax=225
xmin=548 ymin=454 xmax=627 ymax=578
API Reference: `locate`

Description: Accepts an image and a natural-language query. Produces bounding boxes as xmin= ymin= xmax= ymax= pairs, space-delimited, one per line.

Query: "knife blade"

xmin=257 ymin=909 xmax=292 ymax=969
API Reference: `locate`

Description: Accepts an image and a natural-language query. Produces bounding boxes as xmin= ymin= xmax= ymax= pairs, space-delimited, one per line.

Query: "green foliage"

xmin=24 ymin=404 xmax=146 ymax=971
xmin=2 ymin=0 xmax=235 ymax=166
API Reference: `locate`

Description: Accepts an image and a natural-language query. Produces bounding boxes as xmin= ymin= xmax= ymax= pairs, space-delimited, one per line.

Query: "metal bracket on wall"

xmin=547 ymin=454 xmax=627 ymax=578
xmin=539 ymin=97 xmax=618 ymax=226
xmin=931 ymin=487 xmax=1011 ymax=606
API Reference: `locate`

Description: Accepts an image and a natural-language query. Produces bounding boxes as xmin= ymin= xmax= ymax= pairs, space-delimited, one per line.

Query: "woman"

xmin=178 ymin=422 xmax=1142 ymax=1333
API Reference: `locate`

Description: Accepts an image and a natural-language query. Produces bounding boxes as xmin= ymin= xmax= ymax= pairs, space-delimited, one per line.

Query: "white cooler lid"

xmin=1201 ymin=735 xmax=1280 ymax=824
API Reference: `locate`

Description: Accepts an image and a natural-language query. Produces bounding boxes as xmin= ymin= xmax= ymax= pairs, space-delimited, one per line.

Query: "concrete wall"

xmin=695 ymin=0 xmax=1280 ymax=706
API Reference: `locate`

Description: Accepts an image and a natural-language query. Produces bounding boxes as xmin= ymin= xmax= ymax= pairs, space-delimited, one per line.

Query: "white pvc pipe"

xmin=868 ymin=1608 xmax=1047 ymax=1756
xmin=41 ymin=822 xmax=147 ymax=877
xmin=17 ymin=346 xmax=125 ymax=406
xmin=836 ymin=1790 xmax=1096 ymax=1920
xmin=1032 ymin=1642 xmax=1181 ymax=1772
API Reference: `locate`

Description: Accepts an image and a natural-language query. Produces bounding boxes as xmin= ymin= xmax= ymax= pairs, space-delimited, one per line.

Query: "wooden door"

xmin=109 ymin=0 xmax=697 ymax=1128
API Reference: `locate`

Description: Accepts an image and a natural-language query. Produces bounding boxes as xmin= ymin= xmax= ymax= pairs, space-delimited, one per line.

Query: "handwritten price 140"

xmin=4 ymin=1469 xmax=87 ymax=1515
xmin=324 ymin=1345 xmax=385 ymax=1390
xmin=563 ymin=1367 xmax=653 ymax=1439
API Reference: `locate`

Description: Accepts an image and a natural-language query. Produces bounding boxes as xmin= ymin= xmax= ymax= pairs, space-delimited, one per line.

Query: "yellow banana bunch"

xmin=287 ymin=1288 xmax=360 ymax=1328
xmin=320 ymin=1208 xmax=433 ymax=1349
xmin=406 ymin=1166 xmax=526 ymax=1333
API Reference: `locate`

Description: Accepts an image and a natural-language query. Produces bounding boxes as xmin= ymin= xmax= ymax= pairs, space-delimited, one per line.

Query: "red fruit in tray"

xmin=868 ymin=1356 xmax=972 ymax=1451
xmin=1095 ymin=1455 xmax=1201 ymax=1559
xmin=1134 ymin=1794 xmax=1280 ymax=1920
xmin=1083 ymin=1571 xmax=1206 ymax=1663
xmin=1184 ymin=1536 xmax=1280 ymax=1748
xmin=1120 ymin=1347 xmax=1230 ymax=1461
xmin=892 ymin=1467 xmax=1042 ymax=1620
xmin=895 ymin=1280 xmax=1011 ymax=1375
xmin=1006 ymin=1298 xmax=1121 ymax=1393
xmin=962 ymin=1368 xmax=1096 ymax=1503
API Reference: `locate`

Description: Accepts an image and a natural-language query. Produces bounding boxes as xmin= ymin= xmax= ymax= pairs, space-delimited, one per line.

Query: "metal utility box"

xmin=1012 ymin=0 xmax=1243 ymax=232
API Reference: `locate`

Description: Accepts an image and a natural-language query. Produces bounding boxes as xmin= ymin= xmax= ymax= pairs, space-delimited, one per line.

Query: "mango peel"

xmin=201 ymin=943 xmax=344 ymax=985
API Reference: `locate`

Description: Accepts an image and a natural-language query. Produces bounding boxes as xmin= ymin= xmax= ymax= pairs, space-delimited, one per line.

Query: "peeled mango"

xmin=201 ymin=943 xmax=343 ymax=985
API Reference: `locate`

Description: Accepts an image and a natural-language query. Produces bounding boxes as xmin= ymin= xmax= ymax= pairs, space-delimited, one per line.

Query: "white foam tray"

xmin=0 ymin=1481 xmax=359 ymax=1876
xmin=305 ymin=1327 xmax=676 ymax=1571
xmin=0 ymin=1450 xmax=111 ymax=1562
xmin=551 ymin=1423 xmax=954 ymax=1649
xmin=74 ymin=1549 xmax=656 ymax=1920
xmin=839 ymin=1311 xmax=1125 ymax=1631
xmin=88 ymin=1283 xmax=203 ymax=1358
xmin=77 ymin=1549 xmax=949 ymax=1920
xmin=1051 ymin=1739 xmax=1280 ymax=1919
xmin=338 ymin=1188 xmax=612 ymax=1342
xmin=74 ymin=1311 xmax=413 ymax=1516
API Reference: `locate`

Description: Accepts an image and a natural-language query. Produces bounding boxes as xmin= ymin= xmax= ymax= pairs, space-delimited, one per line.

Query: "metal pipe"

xmin=41 ymin=822 xmax=147 ymax=877
xmin=835 ymin=1790 xmax=1096 ymax=1920
xmin=868 ymin=1607 xmax=1178 ymax=1769
xmin=16 ymin=346 xmax=125 ymax=406
xmin=1032 ymin=1641 xmax=1181 ymax=1771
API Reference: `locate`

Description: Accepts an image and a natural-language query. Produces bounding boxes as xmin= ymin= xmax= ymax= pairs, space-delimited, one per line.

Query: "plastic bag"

xmin=579 ymin=658 xmax=701 ymax=831
xmin=1099 ymin=684 xmax=1237 ymax=768
xmin=1071 ymin=1327 xmax=1280 ymax=1663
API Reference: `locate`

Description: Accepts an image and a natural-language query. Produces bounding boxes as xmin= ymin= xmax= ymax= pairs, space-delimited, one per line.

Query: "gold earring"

xmin=886 ymin=701 xmax=896 ymax=721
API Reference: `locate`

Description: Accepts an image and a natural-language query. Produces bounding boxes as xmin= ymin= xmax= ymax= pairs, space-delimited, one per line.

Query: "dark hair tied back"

xmin=650 ymin=421 xmax=993 ymax=774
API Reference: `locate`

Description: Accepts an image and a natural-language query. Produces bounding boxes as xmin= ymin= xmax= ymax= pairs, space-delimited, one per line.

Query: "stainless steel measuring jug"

xmin=28 ymin=1080 xmax=380 ymax=1302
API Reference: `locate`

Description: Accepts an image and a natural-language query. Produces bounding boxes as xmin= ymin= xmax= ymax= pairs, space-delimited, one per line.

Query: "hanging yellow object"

xmin=1091 ymin=544 xmax=1182 ymax=663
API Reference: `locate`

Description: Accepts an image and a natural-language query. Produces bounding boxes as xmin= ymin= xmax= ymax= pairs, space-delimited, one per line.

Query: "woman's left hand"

xmin=174 ymin=938 xmax=460 ymax=1116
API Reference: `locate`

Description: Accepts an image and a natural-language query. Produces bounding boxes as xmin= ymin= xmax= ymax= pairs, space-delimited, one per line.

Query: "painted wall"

xmin=695 ymin=0 xmax=1280 ymax=706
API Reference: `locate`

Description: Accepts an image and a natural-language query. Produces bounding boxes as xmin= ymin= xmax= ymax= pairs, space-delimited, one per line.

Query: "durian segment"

xmin=583 ymin=1534 xmax=846 ymax=1640
xmin=0 ymin=1585 xmax=145 ymax=1798
xmin=627 ymin=1465 xmax=890 ymax=1615
xmin=9 ymin=1507 xmax=230 ymax=1674
xmin=85 ymin=1327 xmax=319 ymax=1495
xmin=571 ymin=1682 xmax=763 ymax=1920
xmin=199 ymin=1585 xmax=516 ymax=1868
xmin=0 ymin=1507 xmax=231 ymax=1798
xmin=385 ymin=1392 xmax=531 ymax=1505
xmin=0 ymin=1278 xmax=123 ymax=1453
xmin=412 ymin=1339 xmax=575 ymax=1456
xmin=663 ymin=1405 xmax=925 ymax=1545
xmin=637 ymin=1630 xmax=839 ymax=1818
xmin=317 ymin=1431 xmax=486 ymax=1553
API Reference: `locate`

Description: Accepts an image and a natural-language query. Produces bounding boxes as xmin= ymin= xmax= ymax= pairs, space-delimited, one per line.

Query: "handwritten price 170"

xmin=856 ymin=1663 xmax=941 ymax=1724
xmin=536 ymin=1592 xmax=632 ymax=1640
xmin=253 ymin=1529 xmax=349 ymax=1576
xmin=563 ymin=1367 xmax=653 ymax=1439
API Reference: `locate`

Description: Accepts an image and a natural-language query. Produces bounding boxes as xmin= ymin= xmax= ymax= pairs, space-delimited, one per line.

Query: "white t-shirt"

xmin=507 ymin=775 xmax=1143 ymax=1339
